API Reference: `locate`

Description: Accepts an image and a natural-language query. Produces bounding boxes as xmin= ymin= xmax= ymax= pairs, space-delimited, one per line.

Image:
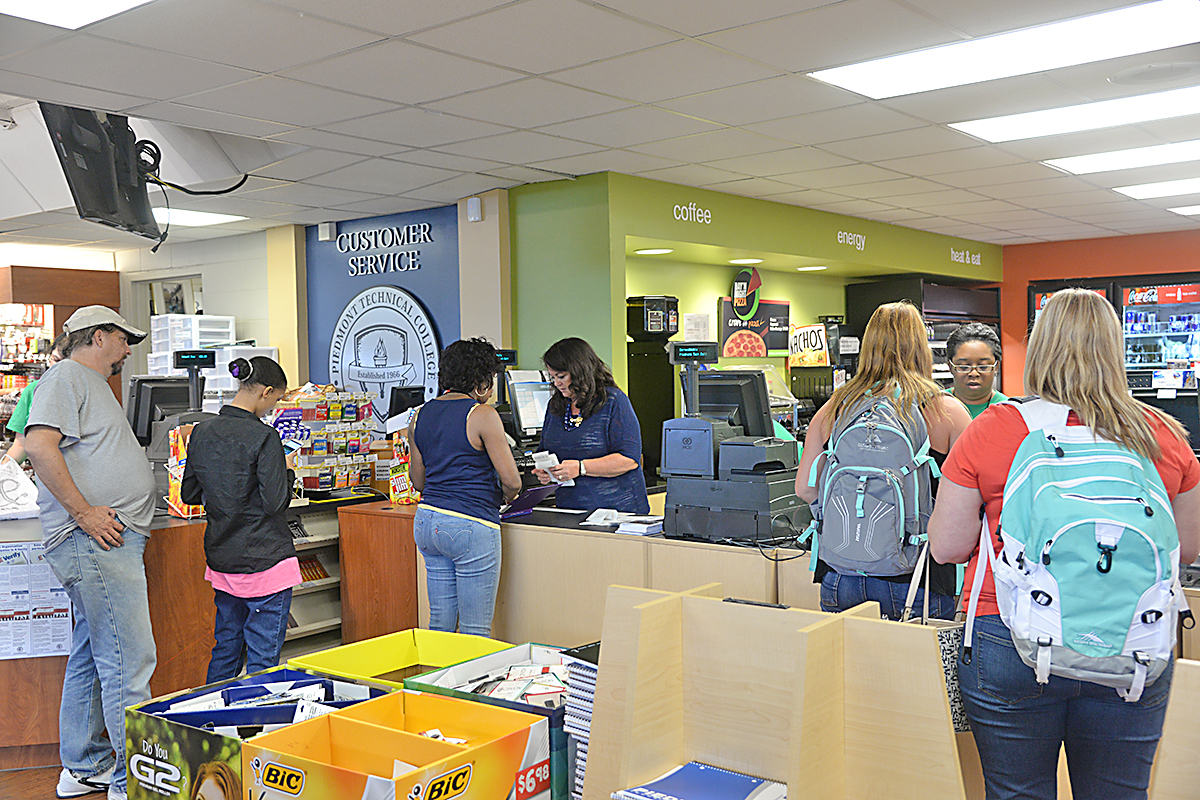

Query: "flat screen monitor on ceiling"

xmin=39 ymin=102 xmax=161 ymax=241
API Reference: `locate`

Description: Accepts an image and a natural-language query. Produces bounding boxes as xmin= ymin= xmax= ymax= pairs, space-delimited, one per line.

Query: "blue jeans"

xmin=960 ymin=614 xmax=1174 ymax=800
xmin=207 ymin=588 xmax=293 ymax=683
xmin=414 ymin=507 xmax=500 ymax=637
xmin=43 ymin=527 xmax=156 ymax=793
xmin=820 ymin=570 xmax=956 ymax=621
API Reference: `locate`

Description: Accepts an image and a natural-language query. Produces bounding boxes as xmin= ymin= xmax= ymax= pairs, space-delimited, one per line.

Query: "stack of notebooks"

xmin=446 ymin=661 xmax=568 ymax=708
xmin=612 ymin=762 xmax=786 ymax=800
xmin=561 ymin=642 xmax=600 ymax=800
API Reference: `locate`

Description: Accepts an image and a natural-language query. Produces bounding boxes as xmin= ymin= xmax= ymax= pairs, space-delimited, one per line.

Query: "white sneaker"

xmin=56 ymin=765 xmax=114 ymax=798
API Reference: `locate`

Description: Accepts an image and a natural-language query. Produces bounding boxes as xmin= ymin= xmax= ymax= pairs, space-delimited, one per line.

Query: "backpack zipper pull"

xmin=1046 ymin=434 xmax=1064 ymax=457
xmin=1097 ymin=543 xmax=1116 ymax=573
xmin=1041 ymin=541 xmax=1052 ymax=565
xmin=1137 ymin=497 xmax=1154 ymax=517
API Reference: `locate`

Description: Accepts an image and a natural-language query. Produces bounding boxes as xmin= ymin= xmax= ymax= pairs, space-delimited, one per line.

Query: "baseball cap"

xmin=62 ymin=305 xmax=147 ymax=345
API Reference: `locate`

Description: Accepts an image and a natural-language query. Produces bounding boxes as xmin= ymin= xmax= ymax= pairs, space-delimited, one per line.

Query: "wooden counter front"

xmin=337 ymin=501 xmax=418 ymax=642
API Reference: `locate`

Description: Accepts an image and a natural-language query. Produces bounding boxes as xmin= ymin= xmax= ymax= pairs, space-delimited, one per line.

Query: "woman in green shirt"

xmin=6 ymin=333 xmax=66 ymax=464
xmin=945 ymin=322 xmax=1006 ymax=419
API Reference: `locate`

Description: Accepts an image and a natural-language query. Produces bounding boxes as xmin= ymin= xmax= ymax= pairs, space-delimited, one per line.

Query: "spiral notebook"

xmin=612 ymin=762 xmax=786 ymax=800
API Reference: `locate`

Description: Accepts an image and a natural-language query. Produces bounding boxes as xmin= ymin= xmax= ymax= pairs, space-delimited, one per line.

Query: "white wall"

xmin=116 ymin=231 xmax=270 ymax=380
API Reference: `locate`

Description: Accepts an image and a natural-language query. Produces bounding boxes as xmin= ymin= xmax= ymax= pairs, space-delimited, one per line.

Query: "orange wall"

xmin=1000 ymin=229 xmax=1200 ymax=395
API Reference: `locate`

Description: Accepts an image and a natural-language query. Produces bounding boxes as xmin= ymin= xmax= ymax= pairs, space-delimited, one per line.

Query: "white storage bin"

xmin=203 ymin=346 xmax=279 ymax=390
xmin=149 ymin=315 xmax=236 ymax=353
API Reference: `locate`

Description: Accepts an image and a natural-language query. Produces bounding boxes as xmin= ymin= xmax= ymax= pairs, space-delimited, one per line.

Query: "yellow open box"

xmin=287 ymin=628 xmax=511 ymax=687
xmin=243 ymin=690 xmax=552 ymax=800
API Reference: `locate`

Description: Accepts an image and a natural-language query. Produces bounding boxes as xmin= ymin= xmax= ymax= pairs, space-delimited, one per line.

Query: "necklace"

xmin=564 ymin=407 xmax=583 ymax=429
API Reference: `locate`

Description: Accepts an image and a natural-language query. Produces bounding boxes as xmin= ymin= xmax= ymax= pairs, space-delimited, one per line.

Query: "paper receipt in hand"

xmin=532 ymin=451 xmax=575 ymax=487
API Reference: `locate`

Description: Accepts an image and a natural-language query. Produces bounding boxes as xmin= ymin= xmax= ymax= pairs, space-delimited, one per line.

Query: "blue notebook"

xmin=612 ymin=762 xmax=786 ymax=800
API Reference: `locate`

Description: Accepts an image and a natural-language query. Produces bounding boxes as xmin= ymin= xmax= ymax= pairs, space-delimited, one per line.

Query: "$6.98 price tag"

xmin=516 ymin=759 xmax=551 ymax=800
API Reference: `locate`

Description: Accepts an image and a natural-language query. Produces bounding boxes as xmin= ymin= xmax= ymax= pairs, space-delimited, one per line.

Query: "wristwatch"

xmin=579 ymin=459 xmax=587 ymax=476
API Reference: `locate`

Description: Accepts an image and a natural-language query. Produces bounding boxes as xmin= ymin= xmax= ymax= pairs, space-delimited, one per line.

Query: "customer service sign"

xmin=306 ymin=205 xmax=459 ymax=434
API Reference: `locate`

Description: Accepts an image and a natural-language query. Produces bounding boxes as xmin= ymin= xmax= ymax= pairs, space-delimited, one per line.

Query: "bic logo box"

xmin=125 ymin=667 xmax=389 ymax=800
xmin=243 ymin=690 xmax=550 ymax=800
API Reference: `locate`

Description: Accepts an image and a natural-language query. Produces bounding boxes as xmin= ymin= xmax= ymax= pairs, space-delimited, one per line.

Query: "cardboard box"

xmin=243 ymin=690 xmax=552 ymax=800
xmin=405 ymin=644 xmax=570 ymax=800
xmin=125 ymin=667 xmax=388 ymax=800
xmin=287 ymin=628 xmax=511 ymax=686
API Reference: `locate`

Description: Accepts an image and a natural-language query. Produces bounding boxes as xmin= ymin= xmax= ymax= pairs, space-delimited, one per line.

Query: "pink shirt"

xmin=205 ymin=557 xmax=302 ymax=599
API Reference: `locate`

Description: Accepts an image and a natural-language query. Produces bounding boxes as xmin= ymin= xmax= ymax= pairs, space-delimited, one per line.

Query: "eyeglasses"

xmin=951 ymin=363 xmax=997 ymax=374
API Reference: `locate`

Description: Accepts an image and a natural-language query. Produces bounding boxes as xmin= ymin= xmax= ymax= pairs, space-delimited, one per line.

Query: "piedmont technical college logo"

xmin=328 ymin=286 xmax=440 ymax=433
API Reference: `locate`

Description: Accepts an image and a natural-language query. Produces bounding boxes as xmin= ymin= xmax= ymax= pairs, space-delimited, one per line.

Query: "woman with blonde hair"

xmin=796 ymin=301 xmax=971 ymax=619
xmin=929 ymin=288 xmax=1200 ymax=799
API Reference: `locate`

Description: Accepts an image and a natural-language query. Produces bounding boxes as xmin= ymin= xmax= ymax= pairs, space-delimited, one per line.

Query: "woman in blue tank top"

xmin=408 ymin=338 xmax=521 ymax=636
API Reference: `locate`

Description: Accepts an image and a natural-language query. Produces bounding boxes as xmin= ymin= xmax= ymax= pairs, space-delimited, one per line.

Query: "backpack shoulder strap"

xmin=1002 ymin=395 xmax=1069 ymax=434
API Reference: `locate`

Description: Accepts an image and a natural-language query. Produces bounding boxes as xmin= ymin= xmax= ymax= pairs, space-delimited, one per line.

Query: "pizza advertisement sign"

xmin=719 ymin=297 xmax=790 ymax=358
xmin=788 ymin=324 xmax=830 ymax=368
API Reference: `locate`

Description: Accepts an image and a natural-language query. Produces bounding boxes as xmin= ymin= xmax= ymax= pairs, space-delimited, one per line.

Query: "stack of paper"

xmin=612 ymin=762 xmax=786 ymax=800
xmin=561 ymin=642 xmax=599 ymax=800
xmin=616 ymin=519 xmax=663 ymax=535
xmin=451 ymin=661 xmax=568 ymax=709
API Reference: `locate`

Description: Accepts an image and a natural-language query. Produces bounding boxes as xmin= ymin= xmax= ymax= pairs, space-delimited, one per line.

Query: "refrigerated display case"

xmin=1027 ymin=280 xmax=1115 ymax=332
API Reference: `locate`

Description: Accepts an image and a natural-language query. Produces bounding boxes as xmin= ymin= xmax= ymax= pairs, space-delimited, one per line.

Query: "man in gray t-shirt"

xmin=25 ymin=306 xmax=156 ymax=800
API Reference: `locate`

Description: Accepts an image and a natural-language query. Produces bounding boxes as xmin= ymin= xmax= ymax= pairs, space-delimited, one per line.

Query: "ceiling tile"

xmin=243 ymin=182 xmax=387 ymax=207
xmin=902 ymin=187 xmax=994 ymax=208
xmin=405 ymin=173 xmax=518 ymax=204
xmin=920 ymin=199 xmax=1031 ymax=217
xmin=772 ymin=163 xmax=908 ymax=190
xmin=267 ymin=129 xmax=406 ymax=157
xmin=536 ymin=106 xmax=722 ymax=148
xmin=322 ymin=107 xmax=513 ymax=148
xmin=703 ymin=177 xmax=800 ymax=197
xmin=627 ymin=128 xmax=791 ymax=162
xmin=934 ymin=162 xmax=1066 ymax=189
xmin=392 ymin=150 xmax=508 ymax=173
xmin=805 ymin=198 xmax=897 ymax=215
xmin=904 ymin=0 xmax=1133 ymax=37
xmin=1074 ymin=161 xmax=1200 ymax=191
xmin=331 ymin=196 xmax=442 ymax=215
xmin=0 ymin=15 xmax=68 ymax=58
xmin=265 ymin=0 xmax=509 ymax=37
xmin=304 ymin=158 xmax=458 ymax=195
xmin=591 ymin=0 xmax=830 ymax=36
xmin=426 ymin=78 xmax=632 ymax=129
xmin=952 ymin=208 xmax=1061 ymax=224
xmin=868 ymin=207 xmax=938 ymax=223
xmin=181 ymin=77 xmax=397 ymax=128
xmin=252 ymin=150 xmax=367 ymax=182
xmin=411 ymin=0 xmax=678 ymax=74
xmin=875 ymin=147 xmax=1026 ymax=177
xmin=0 ymin=71 xmax=146 ymax=117
xmin=436 ymin=131 xmax=602 ymax=164
xmin=484 ymin=165 xmax=575 ymax=183
xmin=0 ymin=34 xmax=255 ymax=102
xmin=819 ymin=126 xmax=978 ymax=162
xmin=745 ymin=104 xmax=925 ymax=147
xmin=1035 ymin=42 xmax=1200 ymax=105
xmin=270 ymin=209 xmax=364 ymax=224
xmin=992 ymin=127 xmax=1164 ymax=161
xmin=833 ymin=176 xmax=954 ymax=199
xmin=706 ymin=147 xmax=853 ymax=177
xmin=526 ymin=149 xmax=681 ymax=176
xmin=280 ymin=40 xmax=524 ymax=105
xmin=977 ymin=176 xmax=1102 ymax=199
xmin=659 ymin=75 xmax=861 ymax=127
xmin=552 ymin=40 xmax=781 ymax=104
xmin=88 ymin=0 xmax=382 ymax=73
xmin=131 ymin=102 xmax=295 ymax=138
xmin=703 ymin=0 xmax=959 ymax=74
xmin=633 ymin=163 xmax=746 ymax=186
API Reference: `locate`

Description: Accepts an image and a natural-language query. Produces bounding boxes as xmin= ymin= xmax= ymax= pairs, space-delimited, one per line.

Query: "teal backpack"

xmin=965 ymin=398 xmax=1193 ymax=702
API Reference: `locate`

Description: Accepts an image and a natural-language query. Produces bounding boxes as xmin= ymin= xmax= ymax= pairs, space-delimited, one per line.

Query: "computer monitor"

xmin=388 ymin=385 xmax=426 ymax=418
xmin=127 ymin=376 xmax=200 ymax=446
xmin=682 ymin=369 xmax=775 ymax=438
xmin=39 ymin=102 xmax=161 ymax=241
xmin=505 ymin=370 xmax=554 ymax=439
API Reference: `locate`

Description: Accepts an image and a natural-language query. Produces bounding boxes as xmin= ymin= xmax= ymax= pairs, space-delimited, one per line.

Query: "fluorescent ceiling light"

xmin=1113 ymin=177 xmax=1200 ymax=199
xmin=633 ymin=248 xmax=673 ymax=255
xmin=1167 ymin=204 xmax=1200 ymax=214
xmin=951 ymin=84 xmax=1200 ymax=143
xmin=1046 ymin=139 xmax=1200 ymax=174
xmin=0 ymin=0 xmax=156 ymax=29
xmin=796 ymin=266 xmax=828 ymax=271
xmin=729 ymin=258 xmax=763 ymax=265
xmin=152 ymin=208 xmax=246 ymax=227
xmin=808 ymin=0 xmax=1200 ymax=99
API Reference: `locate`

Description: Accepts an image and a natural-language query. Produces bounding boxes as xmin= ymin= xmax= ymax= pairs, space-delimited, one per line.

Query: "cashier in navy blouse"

xmin=533 ymin=338 xmax=651 ymax=514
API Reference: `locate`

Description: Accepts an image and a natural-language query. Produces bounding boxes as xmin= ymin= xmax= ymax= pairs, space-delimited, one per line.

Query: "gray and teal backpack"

xmin=964 ymin=398 xmax=1193 ymax=701
xmin=805 ymin=395 xmax=939 ymax=576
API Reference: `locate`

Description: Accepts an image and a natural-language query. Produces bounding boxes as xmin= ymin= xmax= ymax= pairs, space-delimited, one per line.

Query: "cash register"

xmin=661 ymin=342 xmax=809 ymax=542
